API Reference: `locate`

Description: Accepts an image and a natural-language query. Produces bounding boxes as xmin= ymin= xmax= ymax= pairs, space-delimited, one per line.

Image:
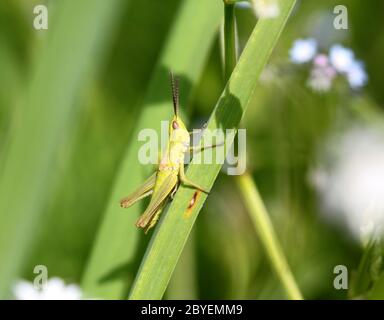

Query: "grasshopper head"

xmin=169 ymin=72 xmax=189 ymax=144
xmin=170 ymin=115 xmax=189 ymax=144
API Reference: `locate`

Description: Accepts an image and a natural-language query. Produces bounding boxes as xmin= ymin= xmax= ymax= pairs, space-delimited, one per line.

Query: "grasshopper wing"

xmin=136 ymin=172 xmax=178 ymax=229
xmin=120 ymin=172 xmax=157 ymax=208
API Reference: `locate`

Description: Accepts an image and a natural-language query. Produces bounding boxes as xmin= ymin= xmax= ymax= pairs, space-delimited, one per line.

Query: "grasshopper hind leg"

xmin=140 ymin=204 xmax=166 ymax=234
xmin=170 ymin=184 xmax=179 ymax=200
xmin=120 ymin=172 xmax=157 ymax=208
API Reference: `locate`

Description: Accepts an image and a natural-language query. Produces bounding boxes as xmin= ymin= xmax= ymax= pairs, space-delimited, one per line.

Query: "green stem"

xmin=235 ymin=174 xmax=303 ymax=300
xmin=222 ymin=0 xmax=302 ymax=300
xmin=224 ymin=3 xmax=237 ymax=81
xmin=349 ymin=238 xmax=380 ymax=298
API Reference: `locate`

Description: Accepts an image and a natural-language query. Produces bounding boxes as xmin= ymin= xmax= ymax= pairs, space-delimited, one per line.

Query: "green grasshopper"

xmin=120 ymin=72 xmax=220 ymax=233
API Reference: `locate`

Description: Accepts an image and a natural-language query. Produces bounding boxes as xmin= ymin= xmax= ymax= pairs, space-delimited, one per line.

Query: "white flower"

xmin=347 ymin=60 xmax=368 ymax=89
xmin=13 ymin=277 xmax=82 ymax=300
xmin=252 ymin=0 xmax=280 ymax=19
xmin=311 ymin=127 xmax=384 ymax=241
xmin=329 ymin=44 xmax=355 ymax=73
xmin=13 ymin=281 xmax=41 ymax=300
xmin=289 ymin=38 xmax=318 ymax=64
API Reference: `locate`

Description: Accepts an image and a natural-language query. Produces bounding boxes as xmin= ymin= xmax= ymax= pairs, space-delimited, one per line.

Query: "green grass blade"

xmin=81 ymin=0 xmax=222 ymax=299
xmin=235 ymin=174 xmax=303 ymax=299
xmin=0 ymin=0 xmax=126 ymax=297
xmin=166 ymin=231 xmax=197 ymax=299
xmin=128 ymin=0 xmax=297 ymax=299
xmin=223 ymin=1 xmax=302 ymax=300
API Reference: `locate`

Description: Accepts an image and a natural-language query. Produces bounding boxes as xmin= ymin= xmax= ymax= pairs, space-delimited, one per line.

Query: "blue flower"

xmin=347 ymin=60 xmax=368 ymax=89
xmin=329 ymin=44 xmax=355 ymax=73
xmin=289 ymin=38 xmax=318 ymax=64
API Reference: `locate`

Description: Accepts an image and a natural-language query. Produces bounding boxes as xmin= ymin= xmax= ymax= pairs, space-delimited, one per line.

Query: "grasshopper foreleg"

xmin=189 ymin=122 xmax=208 ymax=135
xmin=189 ymin=141 xmax=224 ymax=154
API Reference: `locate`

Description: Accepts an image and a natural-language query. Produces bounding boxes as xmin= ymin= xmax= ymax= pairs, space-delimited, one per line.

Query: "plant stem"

xmin=224 ymin=3 xmax=237 ymax=81
xmin=349 ymin=238 xmax=381 ymax=298
xmin=222 ymin=0 xmax=303 ymax=300
xmin=235 ymin=174 xmax=303 ymax=300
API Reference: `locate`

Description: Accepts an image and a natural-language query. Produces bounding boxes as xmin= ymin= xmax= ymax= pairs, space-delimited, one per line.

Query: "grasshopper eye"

xmin=172 ymin=121 xmax=179 ymax=129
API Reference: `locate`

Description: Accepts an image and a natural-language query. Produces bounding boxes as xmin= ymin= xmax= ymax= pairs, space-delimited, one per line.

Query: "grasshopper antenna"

xmin=170 ymin=71 xmax=179 ymax=117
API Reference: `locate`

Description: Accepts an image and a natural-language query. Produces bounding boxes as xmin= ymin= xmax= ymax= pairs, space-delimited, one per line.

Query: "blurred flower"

xmin=236 ymin=1 xmax=252 ymax=9
xmin=13 ymin=277 xmax=82 ymax=300
xmin=260 ymin=65 xmax=279 ymax=83
xmin=237 ymin=0 xmax=279 ymax=19
xmin=311 ymin=127 xmax=384 ymax=242
xmin=307 ymin=53 xmax=337 ymax=92
xmin=252 ymin=0 xmax=280 ymax=19
xmin=347 ymin=60 xmax=368 ymax=89
xmin=307 ymin=64 xmax=336 ymax=92
xmin=289 ymin=40 xmax=368 ymax=92
xmin=313 ymin=54 xmax=329 ymax=67
xmin=329 ymin=44 xmax=355 ymax=73
xmin=289 ymin=38 xmax=318 ymax=64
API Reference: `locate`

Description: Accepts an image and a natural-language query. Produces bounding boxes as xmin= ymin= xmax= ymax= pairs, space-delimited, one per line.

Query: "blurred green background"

xmin=1 ymin=0 xmax=384 ymax=299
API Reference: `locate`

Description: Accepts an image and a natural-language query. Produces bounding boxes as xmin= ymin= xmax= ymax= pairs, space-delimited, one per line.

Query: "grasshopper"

xmin=120 ymin=72 xmax=221 ymax=233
